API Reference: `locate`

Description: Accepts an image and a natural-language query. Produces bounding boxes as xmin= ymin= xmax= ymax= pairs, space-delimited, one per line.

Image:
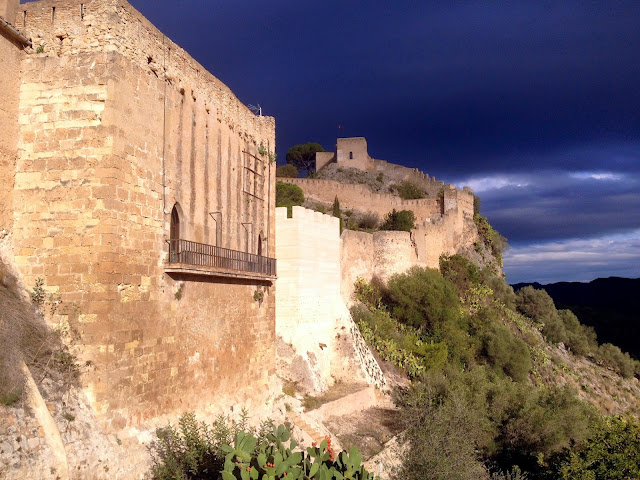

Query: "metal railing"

xmin=167 ymin=239 xmax=276 ymax=276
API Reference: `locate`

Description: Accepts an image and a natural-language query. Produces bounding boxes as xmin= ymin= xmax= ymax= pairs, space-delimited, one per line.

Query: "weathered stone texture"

xmin=0 ymin=26 xmax=22 ymax=231
xmin=5 ymin=0 xmax=277 ymax=450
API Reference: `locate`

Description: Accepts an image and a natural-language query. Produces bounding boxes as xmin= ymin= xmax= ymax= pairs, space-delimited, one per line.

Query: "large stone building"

xmin=1 ymin=0 xmax=277 ymax=438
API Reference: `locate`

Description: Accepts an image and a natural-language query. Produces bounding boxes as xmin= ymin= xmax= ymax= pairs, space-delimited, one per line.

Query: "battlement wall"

xmin=281 ymin=177 xmax=442 ymax=221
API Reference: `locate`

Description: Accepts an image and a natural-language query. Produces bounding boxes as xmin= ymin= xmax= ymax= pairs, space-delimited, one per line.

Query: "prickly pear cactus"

xmin=219 ymin=425 xmax=378 ymax=480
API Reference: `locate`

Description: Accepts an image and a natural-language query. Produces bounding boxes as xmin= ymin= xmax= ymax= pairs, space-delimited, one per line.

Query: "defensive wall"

xmin=1 ymin=0 xmax=277 ymax=475
xmin=275 ymin=206 xmax=386 ymax=393
xmin=280 ymin=177 xmax=443 ymax=223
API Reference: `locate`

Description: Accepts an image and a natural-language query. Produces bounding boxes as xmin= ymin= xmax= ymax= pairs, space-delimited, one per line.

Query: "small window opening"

xmin=51 ymin=7 xmax=55 ymax=24
xmin=23 ymin=11 xmax=27 ymax=28
xmin=170 ymin=205 xmax=180 ymax=240
xmin=80 ymin=4 xmax=85 ymax=19
xmin=349 ymin=151 xmax=353 ymax=159
xmin=257 ymin=234 xmax=263 ymax=256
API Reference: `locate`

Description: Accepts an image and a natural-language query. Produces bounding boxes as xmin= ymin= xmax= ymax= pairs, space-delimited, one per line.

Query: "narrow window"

xmin=170 ymin=205 xmax=180 ymax=240
xmin=80 ymin=4 xmax=85 ymax=19
xmin=23 ymin=11 xmax=27 ymax=28
xmin=257 ymin=234 xmax=263 ymax=256
xmin=51 ymin=7 xmax=55 ymax=24
xmin=169 ymin=205 xmax=181 ymax=262
xmin=349 ymin=151 xmax=353 ymax=159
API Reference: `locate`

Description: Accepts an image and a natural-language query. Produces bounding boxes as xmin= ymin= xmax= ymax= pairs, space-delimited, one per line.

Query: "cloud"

xmin=504 ymin=230 xmax=640 ymax=284
xmin=459 ymin=166 xmax=640 ymax=244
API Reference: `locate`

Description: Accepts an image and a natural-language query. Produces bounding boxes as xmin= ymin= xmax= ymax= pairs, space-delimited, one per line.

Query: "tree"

xmin=275 ymin=164 xmax=298 ymax=178
xmin=380 ymin=209 xmax=416 ymax=232
xmin=332 ymin=196 xmax=343 ymax=233
xmin=275 ymin=182 xmax=304 ymax=208
xmin=285 ymin=142 xmax=325 ymax=175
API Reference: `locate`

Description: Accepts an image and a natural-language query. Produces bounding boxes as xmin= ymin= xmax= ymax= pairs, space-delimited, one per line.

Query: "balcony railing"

xmin=167 ymin=239 xmax=276 ymax=277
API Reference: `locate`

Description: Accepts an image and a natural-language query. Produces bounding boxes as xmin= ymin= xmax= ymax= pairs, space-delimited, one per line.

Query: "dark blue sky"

xmin=127 ymin=0 xmax=640 ymax=284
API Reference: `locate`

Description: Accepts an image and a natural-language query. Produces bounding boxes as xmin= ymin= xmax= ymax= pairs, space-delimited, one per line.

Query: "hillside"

xmin=513 ymin=278 xmax=640 ymax=359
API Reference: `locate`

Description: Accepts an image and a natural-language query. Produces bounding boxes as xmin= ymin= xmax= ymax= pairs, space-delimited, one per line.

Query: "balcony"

xmin=164 ymin=239 xmax=276 ymax=282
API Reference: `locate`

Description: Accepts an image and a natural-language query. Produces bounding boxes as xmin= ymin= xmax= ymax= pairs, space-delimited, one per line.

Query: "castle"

xmin=282 ymin=137 xmax=478 ymax=269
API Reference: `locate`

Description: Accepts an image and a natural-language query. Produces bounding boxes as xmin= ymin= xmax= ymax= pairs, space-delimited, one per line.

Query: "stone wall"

xmin=281 ymin=177 xmax=442 ymax=224
xmin=340 ymin=230 xmax=423 ymax=304
xmin=275 ymin=207 xmax=386 ymax=392
xmin=0 ymin=22 xmax=22 ymax=232
xmin=7 ymin=0 xmax=278 ymax=448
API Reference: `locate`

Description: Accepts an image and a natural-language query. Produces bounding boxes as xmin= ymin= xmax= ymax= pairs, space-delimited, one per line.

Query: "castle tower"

xmin=336 ymin=137 xmax=373 ymax=171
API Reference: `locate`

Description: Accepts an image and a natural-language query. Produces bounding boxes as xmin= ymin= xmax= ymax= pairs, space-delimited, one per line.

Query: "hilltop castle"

xmin=282 ymin=137 xmax=478 ymax=269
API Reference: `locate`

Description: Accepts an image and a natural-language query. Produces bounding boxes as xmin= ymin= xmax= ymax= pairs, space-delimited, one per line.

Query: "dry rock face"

xmin=1 ymin=0 xmax=278 ymax=475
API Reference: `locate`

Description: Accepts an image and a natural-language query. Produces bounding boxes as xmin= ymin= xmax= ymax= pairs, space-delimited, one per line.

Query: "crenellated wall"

xmin=280 ymin=177 xmax=443 ymax=223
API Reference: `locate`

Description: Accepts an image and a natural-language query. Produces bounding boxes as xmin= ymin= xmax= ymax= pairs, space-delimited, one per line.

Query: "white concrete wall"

xmin=275 ymin=206 xmax=386 ymax=392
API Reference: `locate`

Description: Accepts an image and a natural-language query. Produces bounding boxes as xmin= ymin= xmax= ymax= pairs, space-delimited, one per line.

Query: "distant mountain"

xmin=512 ymin=277 xmax=640 ymax=359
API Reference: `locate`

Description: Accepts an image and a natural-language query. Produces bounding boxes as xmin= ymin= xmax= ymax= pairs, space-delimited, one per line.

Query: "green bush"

xmin=596 ymin=343 xmax=637 ymax=379
xmin=393 ymin=181 xmax=426 ymax=200
xmin=384 ymin=267 xmax=460 ymax=331
xmin=276 ymin=182 xmax=304 ymax=217
xmin=481 ymin=323 xmax=531 ymax=382
xmin=380 ymin=209 xmax=416 ymax=232
xmin=474 ymin=214 xmax=507 ymax=266
xmin=554 ymin=415 xmax=640 ymax=480
xmin=275 ymin=164 xmax=298 ymax=178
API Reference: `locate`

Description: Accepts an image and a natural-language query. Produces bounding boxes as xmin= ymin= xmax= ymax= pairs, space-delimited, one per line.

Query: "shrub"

xmin=596 ymin=343 xmax=637 ymax=379
xmin=358 ymin=212 xmax=379 ymax=230
xmin=276 ymin=182 xmax=304 ymax=217
xmin=384 ymin=267 xmax=460 ymax=331
xmin=380 ymin=209 xmax=416 ymax=232
xmin=481 ymin=323 xmax=531 ymax=382
xmin=393 ymin=181 xmax=426 ymax=200
xmin=474 ymin=214 xmax=507 ymax=266
xmin=554 ymin=415 xmax=640 ymax=480
xmin=275 ymin=164 xmax=298 ymax=178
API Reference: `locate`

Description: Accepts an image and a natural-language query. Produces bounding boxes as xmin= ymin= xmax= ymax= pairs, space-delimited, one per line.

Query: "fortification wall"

xmin=8 ymin=0 xmax=277 ymax=449
xmin=281 ymin=177 xmax=441 ymax=222
xmin=340 ymin=230 xmax=424 ymax=304
xmin=275 ymin=207 xmax=385 ymax=392
xmin=0 ymin=25 xmax=22 ymax=232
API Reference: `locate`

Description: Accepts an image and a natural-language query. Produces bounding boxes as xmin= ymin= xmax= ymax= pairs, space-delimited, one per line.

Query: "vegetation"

xmin=1 ymin=273 xmax=83 ymax=407
xmin=379 ymin=209 xmax=415 ymax=232
xmin=332 ymin=196 xmax=343 ymax=233
xmin=474 ymin=214 xmax=507 ymax=267
xmin=350 ymin=243 xmax=640 ymax=479
xmin=276 ymin=181 xmax=304 ymax=217
xmin=392 ymin=181 xmax=426 ymax=200
xmin=275 ymin=164 xmax=298 ymax=178
xmin=150 ymin=413 xmax=378 ymax=480
xmin=285 ymin=142 xmax=325 ymax=175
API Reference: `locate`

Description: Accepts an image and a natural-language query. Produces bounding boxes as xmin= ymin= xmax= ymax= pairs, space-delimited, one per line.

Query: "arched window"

xmin=170 ymin=204 xmax=180 ymax=240
xmin=349 ymin=151 xmax=353 ymax=159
